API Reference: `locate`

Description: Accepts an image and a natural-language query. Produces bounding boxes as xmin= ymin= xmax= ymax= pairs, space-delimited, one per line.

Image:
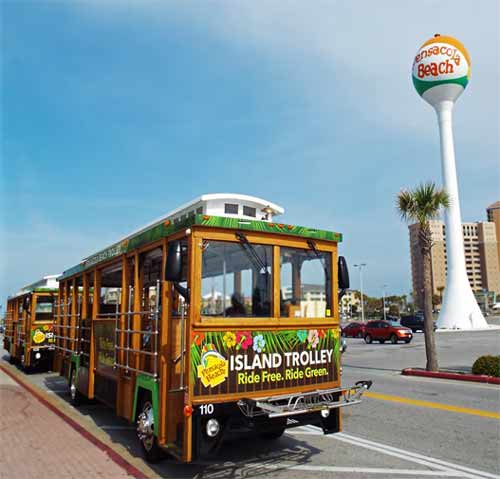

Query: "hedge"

xmin=472 ymin=355 xmax=500 ymax=377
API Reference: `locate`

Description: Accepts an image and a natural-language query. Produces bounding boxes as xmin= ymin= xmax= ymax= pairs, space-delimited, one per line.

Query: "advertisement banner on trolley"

xmin=190 ymin=329 xmax=340 ymax=397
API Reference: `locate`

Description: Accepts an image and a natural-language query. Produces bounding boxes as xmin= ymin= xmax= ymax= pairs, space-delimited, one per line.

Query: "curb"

xmin=402 ymin=368 xmax=500 ymax=385
xmin=0 ymin=363 xmax=150 ymax=479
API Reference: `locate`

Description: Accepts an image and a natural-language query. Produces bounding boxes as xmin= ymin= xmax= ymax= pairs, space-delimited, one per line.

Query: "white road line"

xmin=291 ymin=426 xmax=498 ymax=479
xmin=195 ymin=460 xmax=462 ymax=476
xmin=286 ymin=465 xmax=461 ymax=476
xmin=337 ymin=432 xmax=499 ymax=479
xmin=309 ymin=431 xmax=454 ymax=475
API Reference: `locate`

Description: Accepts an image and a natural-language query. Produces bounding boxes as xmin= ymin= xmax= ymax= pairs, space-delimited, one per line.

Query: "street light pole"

xmin=382 ymin=284 xmax=387 ymax=321
xmin=354 ymin=263 xmax=366 ymax=323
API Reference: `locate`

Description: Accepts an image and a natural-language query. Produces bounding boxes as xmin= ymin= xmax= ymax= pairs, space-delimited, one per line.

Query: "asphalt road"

xmin=2 ymin=325 xmax=499 ymax=479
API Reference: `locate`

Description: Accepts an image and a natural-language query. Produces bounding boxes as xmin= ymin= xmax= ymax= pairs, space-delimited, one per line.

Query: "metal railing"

xmin=54 ymin=298 xmax=81 ymax=356
xmin=112 ymin=281 xmax=160 ymax=380
xmin=53 ymin=284 xmax=161 ymax=381
xmin=4 ymin=311 xmax=14 ymax=340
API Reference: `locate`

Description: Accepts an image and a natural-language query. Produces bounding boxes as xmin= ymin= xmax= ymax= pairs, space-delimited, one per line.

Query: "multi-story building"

xmin=339 ymin=289 xmax=361 ymax=316
xmin=409 ymin=220 xmax=500 ymax=310
xmin=486 ymin=201 xmax=500 ymax=272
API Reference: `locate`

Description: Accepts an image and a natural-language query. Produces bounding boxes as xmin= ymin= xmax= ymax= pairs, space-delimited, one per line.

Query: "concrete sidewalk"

xmin=0 ymin=368 xmax=133 ymax=478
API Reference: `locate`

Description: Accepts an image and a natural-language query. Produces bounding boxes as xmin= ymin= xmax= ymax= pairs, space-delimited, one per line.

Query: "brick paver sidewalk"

xmin=0 ymin=368 xmax=132 ymax=478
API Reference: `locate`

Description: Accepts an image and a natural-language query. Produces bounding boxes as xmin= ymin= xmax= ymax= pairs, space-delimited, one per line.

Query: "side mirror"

xmin=165 ymin=241 xmax=183 ymax=282
xmin=338 ymin=256 xmax=350 ymax=290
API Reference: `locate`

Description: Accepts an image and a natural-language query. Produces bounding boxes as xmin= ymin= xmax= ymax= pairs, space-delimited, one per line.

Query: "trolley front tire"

xmin=137 ymin=399 xmax=165 ymax=463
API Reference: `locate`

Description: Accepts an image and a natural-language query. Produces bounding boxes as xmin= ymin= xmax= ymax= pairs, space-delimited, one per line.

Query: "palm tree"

xmin=397 ymin=182 xmax=450 ymax=371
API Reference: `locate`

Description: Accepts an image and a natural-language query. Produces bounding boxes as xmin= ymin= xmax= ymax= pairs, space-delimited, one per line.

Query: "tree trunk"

xmin=422 ymin=249 xmax=438 ymax=371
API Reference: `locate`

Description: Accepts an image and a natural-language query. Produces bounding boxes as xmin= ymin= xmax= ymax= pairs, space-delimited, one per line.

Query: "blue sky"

xmin=1 ymin=1 xmax=499 ymax=305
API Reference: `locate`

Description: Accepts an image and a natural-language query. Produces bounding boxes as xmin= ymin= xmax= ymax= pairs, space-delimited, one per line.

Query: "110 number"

xmin=199 ymin=404 xmax=214 ymax=415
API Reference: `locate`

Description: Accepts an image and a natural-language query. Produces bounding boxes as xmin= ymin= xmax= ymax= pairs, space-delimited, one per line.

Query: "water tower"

xmin=412 ymin=34 xmax=487 ymax=329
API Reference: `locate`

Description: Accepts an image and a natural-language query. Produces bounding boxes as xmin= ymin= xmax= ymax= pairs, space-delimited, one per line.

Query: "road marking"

xmin=210 ymin=464 xmax=463 ymax=476
xmin=289 ymin=427 xmax=498 ymax=479
xmin=291 ymin=428 xmax=454 ymax=475
xmin=337 ymin=432 xmax=500 ymax=479
xmin=364 ymin=391 xmax=500 ymax=419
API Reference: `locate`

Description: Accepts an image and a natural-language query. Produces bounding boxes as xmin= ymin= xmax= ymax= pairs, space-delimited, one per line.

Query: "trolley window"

xmin=35 ymin=296 xmax=54 ymax=321
xmin=280 ymin=247 xmax=332 ymax=318
xmin=201 ymin=240 xmax=272 ymax=317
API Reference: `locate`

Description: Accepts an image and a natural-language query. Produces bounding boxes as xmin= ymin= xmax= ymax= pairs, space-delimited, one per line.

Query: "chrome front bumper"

xmin=237 ymin=380 xmax=372 ymax=419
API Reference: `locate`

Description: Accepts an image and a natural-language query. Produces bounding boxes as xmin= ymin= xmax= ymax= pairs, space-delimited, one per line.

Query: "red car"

xmin=341 ymin=322 xmax=366 ymax=338
xmin=364 ymin=320 xmax=413 ymax=344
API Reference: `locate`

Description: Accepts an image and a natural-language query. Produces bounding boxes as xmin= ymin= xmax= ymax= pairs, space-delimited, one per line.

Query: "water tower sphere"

xmin=412 ymin=34 xmax=470 ymax=106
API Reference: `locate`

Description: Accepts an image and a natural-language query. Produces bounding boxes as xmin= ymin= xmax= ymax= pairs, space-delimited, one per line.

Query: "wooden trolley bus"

xmin=53 ymin=194 xmax=371 ymax=463
xmin=4 ymin=275 xmax=59 ymax=371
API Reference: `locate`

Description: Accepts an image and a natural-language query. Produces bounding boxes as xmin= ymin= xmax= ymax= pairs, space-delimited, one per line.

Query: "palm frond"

xmin=396 ymin=182 xmax=450 ymax=227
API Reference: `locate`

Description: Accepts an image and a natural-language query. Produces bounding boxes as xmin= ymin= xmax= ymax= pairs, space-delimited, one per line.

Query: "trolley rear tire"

xmin=69 ymin=369 xmax=83 ymax=406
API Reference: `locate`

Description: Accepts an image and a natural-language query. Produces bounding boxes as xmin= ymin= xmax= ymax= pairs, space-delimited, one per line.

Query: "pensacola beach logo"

xmin=197 ymin=344 xmax=228 ymax=388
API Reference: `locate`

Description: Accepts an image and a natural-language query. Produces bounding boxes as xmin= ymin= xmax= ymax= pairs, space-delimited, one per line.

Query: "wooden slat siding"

xmin=53 ymin=287 xmax=61 ymax=372
xmin=116 ymin=255 xmax=128 ymax=418
xmin=193 ymin=226 xmax=337 ymax=250
xmin=132 ymin=252 xmax=142 ymax=376
xmin=159 ymin=239 xmax=170 ymax=444
xmin=71 ymin=279 xmax=77 ymax=353
xmin=24 ymin=293 xmax=34 ymax=366
xmin=89 ymin=268 xmax=100 ymax=398
xmin=81 ymin=273 xmax=89 ymax=368
xmin=272 ymin=245 xmax=280 ymax=319
xmin=184 ymin=232 xmax=197 ymax=463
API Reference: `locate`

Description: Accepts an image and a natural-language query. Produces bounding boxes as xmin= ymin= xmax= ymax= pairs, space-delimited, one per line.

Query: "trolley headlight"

xmin=206 ymin=418 xmax=220 ymax=438
xmin=321 ymin=408 xmax=330 ymax=418
xmin=35 ymin=352 xmax=41 ymax=359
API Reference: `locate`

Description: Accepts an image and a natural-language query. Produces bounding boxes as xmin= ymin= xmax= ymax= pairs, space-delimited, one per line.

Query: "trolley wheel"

xmin=69 ymin=368 xmax=83 ymax=406
xmin=390 ymin=334 xmax=398 ymax=344
xmin=364 ymin=334 xmax=372 ymax=344
xmin=8 ymin=355 xmax=16 ymax=365
xmin=137 ymin=398 xmax=165 ymax=463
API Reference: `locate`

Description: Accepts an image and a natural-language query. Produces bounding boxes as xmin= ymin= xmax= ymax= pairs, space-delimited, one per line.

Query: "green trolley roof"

xmin=60 ymin=214 xmax=342 ymax=281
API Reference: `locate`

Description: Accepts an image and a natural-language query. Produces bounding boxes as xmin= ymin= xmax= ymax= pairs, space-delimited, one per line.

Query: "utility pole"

xmin=354 ymin=263 xmax=366 ymax=322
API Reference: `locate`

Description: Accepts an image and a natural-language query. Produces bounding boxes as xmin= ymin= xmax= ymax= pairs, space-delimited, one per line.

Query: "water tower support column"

xmin=435 ymin=101 xmax=486 ymax=329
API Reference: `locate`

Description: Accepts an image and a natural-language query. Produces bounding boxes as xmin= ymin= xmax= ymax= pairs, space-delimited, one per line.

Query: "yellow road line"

xmin=365 ymin=391 xmax=500 ymax=419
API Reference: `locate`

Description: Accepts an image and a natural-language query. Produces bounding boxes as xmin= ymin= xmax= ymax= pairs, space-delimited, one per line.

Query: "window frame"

xmin=192 ymin=228 xmax=338 ymax=327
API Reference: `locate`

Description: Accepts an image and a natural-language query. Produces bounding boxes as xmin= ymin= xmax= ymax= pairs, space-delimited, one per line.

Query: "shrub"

xmin=472 ymin=355 xmax=500 ymax=377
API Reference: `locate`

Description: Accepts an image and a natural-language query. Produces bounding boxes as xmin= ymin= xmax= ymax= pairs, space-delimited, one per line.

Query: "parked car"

xmin=364 ymin=320 xmax=413 ymax=344
xmin=400 ymin=314 xmax=437 ymax=332
xmin=341 ymin=322 xmax=366 ymax=338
